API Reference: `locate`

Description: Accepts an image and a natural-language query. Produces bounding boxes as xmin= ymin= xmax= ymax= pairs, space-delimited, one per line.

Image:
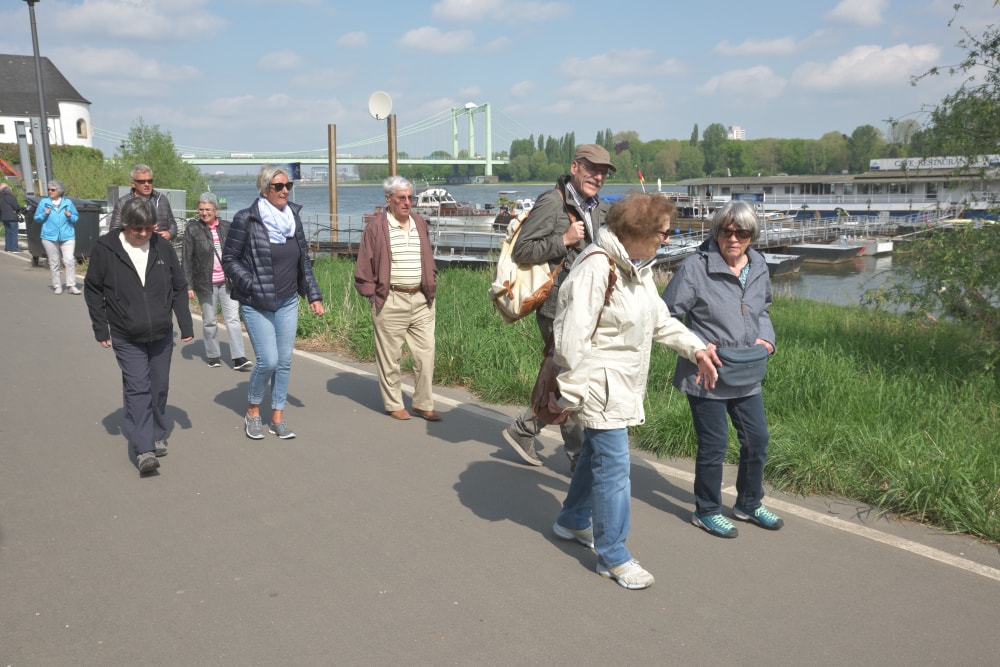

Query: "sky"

xmin=2 ymin=0 xmax=998 ymax=158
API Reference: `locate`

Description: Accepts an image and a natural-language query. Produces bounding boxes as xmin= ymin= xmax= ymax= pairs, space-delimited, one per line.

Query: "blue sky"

xmin=2 ymin=0 xmax=997 ymax=157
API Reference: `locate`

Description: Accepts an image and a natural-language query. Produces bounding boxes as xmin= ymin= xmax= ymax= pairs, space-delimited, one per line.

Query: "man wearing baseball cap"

xmin=501 ymin=144 xmax=616 ymax=471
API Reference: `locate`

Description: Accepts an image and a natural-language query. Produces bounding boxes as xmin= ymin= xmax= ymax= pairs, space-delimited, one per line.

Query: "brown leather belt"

xmin=390 ymin=285 xmax=421 ymax=294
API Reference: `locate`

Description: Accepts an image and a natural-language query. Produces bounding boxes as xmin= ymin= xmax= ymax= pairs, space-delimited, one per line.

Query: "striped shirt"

xmin=566 ymin=182 xmax=599 ymax=241
xmin=387 ymin=212 xmax=422 ymax=287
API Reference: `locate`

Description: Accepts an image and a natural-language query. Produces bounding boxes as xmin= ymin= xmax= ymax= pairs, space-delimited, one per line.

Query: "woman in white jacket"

xmin=547 ymin=194 xmax=720 ymax=590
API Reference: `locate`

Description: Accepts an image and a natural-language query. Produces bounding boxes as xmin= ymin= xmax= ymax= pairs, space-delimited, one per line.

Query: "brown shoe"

xmin=412 ymin=408 xmax=442 ymax=422
xmin=387 ymin=409 xmax=411 ymax=420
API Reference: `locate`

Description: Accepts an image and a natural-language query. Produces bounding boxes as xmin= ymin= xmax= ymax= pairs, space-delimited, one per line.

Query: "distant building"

xmin=0 ymin=54 xmax=93 ymax=148
xmin=727 ymin=125 xmax=746 ymax=141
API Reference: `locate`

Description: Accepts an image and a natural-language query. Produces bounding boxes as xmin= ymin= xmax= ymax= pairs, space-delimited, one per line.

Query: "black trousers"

xmin=112 ymin=334 xmax=174 ymax=456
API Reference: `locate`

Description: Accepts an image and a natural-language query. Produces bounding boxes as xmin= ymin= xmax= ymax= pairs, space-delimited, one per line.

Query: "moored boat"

xmin=761 ymin=252 xmax=805 ymax=277
xmin=784 ymin=242 xmax=865 ymax=263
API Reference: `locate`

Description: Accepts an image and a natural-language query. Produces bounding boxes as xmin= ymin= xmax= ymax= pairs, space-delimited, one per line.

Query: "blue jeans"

xmin=557 ymin=427 xmax=632 ymax=569
xmin=241 ymin=296 xmax=298 ymax=411
xmin=3 ymin=220 xmax=19 ymax=251
xmin=688 ymin=393 xmax=770 ymax=515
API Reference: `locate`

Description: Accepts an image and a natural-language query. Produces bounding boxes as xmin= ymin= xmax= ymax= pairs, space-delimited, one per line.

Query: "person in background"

xmin=34 ymin=180 xmax=80 ymax=295
xmin=183 ymin=192 xmax=252 ymax=371
xmin=0 ymin=183 xmax=21 ymax=252
xmin=661 ymin=200 xmax=783 ymax=538
xmin=223 ymin=165 xmax=324 ymax=441
xmin=547 ymin=193 xmax=719 ymax=589
xmin=109 ymin=164 xmax=178 ymax=240
xmin=84 ymin=197 xmax=194 ymax=475
xmin=502 ymin=144 xmax=615 ymax=471
xmin=354 ymin=175 xmax=440 ymax=422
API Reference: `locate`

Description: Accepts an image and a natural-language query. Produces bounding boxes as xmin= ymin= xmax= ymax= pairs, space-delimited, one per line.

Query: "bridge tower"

xmin=451 ymin=103 xmax=493 ymax=177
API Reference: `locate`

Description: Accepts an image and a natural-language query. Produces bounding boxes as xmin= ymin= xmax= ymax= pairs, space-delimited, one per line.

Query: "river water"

xmin=209 ymin=181 xmax=893 ymax=308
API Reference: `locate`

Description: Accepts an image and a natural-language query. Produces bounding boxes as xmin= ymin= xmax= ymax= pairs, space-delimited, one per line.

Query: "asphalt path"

xmin=1 ymin=247 xmax=998 ymax=666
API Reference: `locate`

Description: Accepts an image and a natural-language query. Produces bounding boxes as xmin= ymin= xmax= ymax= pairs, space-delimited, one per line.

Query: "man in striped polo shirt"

xmin=354 ymin=176 xmax=441 ymax=421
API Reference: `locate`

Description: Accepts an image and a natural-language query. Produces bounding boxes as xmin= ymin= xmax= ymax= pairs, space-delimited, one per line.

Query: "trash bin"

xmin=24 ymin=196 xmax=104 ymax=266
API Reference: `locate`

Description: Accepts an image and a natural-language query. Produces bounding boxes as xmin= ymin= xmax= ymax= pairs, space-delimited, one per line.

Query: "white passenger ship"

xmin=675 ymin=156 xmax=1000 ymax=219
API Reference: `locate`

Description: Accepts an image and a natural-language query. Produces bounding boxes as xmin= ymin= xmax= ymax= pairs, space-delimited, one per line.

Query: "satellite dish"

xmin=368 ymin=91 xmax=393 ymax=120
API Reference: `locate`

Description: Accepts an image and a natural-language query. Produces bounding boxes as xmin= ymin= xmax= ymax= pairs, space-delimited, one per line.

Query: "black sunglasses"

xmin=270 ymin=182 xmax=294 ymax=192
xmin=720 ymin=227 xmax=753 ymax=240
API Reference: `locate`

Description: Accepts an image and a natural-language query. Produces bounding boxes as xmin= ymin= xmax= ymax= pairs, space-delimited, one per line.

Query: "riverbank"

xmin=300 ymin=257 xmax=1000 ymax=543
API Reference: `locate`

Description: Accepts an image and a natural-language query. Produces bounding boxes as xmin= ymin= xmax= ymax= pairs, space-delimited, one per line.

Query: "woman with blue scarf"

xmin=222 ymin=165 xmax=325 ymax=441
xmin=34 ymin=180 xmax=80 ymax=294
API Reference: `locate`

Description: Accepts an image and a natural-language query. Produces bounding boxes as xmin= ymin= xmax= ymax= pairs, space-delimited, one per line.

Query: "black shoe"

xmin=233 ymin=357 xmax=253 ymax=371
xmin=207 ymin=357 xmax=222 ymax=368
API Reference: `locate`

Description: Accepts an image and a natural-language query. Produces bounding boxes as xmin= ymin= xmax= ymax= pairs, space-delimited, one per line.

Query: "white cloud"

xmin=561 ymin=49 xmax=684 ymax=79
xmin=485 ymin=37 xmax=512 ymax=53
xmin=695 ymin=66 xmax=787 ymax=98
xmin=714 ymin=37 xmax=799 ymax=57
xmin=510 ymin=80 xmax=535 ymax=98
xmin=825 ymin=0 xmax=888 ymax=28
xmin=792 ymin=44 xmax=941 ymax=92
xmin=397 ymin=27 xmax=475 ymax=54
xmin=338 ymin=32 xmax=368 ymax=48
xmin=50 ymin=46 xmax=201 ymax=97
xmin=432 ymin=0 xmax=569 ymax=23
xmin=258 ymin=51 xmax=304 ymax=71
xmin=50 ymin=0 xmax=222 ymax=41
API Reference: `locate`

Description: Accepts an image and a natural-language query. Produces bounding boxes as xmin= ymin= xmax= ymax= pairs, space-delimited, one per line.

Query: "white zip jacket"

xmin=553 ymin=230 xmax=707 ymax=429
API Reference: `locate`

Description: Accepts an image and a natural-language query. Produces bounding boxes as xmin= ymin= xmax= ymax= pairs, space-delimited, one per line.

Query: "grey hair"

xmin=198 ymin=192 xmax=219 ymax=209
xmin=119 ymin=196 xmax=158 ymax=229
xmin=710 ymin=200 xmax=760 ymax=242
xmin=256 ymin=164 xmax=290 ymax=195
xmin=130 ymin=164 xmax=153 ymax=179
xmin=383 ymin=175 xmax=412 ymax=197
xmin=0 ymin=182 xmax=11 ymax=192
xmin=47 ymin=180 xmax=66 ymax=197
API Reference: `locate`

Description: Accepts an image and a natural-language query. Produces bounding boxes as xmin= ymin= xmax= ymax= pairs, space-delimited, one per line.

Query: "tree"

xmin=676 ymin=144 xmax=705 ymax=179
xmin=701 ymin=123 xmax=727 ymax=175
xmin=847 ymin=124 xmax=885 ymax=173
xmin=689 ymin=124 xmax=699 ymax=147
xmin=116 ymin=118 xmax=208 ymax=208
xmin=865 ymin=2 xmax=1000 ymax=346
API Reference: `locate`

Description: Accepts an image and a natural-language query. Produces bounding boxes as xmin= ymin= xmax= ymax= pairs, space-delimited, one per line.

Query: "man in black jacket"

xmin=501 ymin=144 xmax=615 ymax=471
xmin=108 ymin=164 xmax=178 ymax=240
xmin=85 ymin=197 xmax=193 ymax=475
xmin=0 ymin=183 xmax=21 ymax=252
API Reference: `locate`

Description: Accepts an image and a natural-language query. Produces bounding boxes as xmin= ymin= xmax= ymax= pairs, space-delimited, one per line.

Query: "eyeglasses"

xmin=47 ymin=188 xmax=58 ymax=192
xmin=657 ymin=229 xmax=671 ymax=240
xmin=127 ymin=226 xmax=156 ymax=234
xmin=270 ymin=182 xmax=294 ymax=192
xmin=578 ymin=160 xmax=609 ymax=177
xmin=391 ymin=194 xmax=414 ymax=202
xmin=132 ymin=179 xmax=153 ymax=185
xmin=720 ymin=227 xmax=753 ymax=240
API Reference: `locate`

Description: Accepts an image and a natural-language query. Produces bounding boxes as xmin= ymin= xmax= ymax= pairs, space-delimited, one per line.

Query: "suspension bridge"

xmin=94 ymin=103 xmax=530 ymax=178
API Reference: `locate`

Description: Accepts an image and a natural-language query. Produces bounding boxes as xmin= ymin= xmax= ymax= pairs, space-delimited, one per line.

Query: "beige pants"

xmin=371 ymin=291 xmax=436 ymax=413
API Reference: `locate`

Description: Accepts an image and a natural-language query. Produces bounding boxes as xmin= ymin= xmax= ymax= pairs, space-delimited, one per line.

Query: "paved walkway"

xmin=1 ymin=248 xmax=998 ymax=666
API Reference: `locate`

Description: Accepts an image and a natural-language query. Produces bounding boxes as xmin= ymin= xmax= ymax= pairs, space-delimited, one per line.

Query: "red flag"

xmin=637 ymin=168 xmax=645 ymax=185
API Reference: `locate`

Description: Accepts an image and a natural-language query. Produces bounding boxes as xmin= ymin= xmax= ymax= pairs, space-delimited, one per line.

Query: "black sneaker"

xmin=207 ymin=357 xmax=222 ymax=368
xmin=233 ymin=357 xmax=253 ymax=371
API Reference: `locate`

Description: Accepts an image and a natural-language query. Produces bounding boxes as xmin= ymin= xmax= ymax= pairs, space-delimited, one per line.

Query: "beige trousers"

xmin=371 ymin=291 xmax=436 ymax=413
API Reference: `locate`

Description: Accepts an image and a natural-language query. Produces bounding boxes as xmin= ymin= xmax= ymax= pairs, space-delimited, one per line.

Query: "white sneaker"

xmin=597 ymin=559 xmax=655 ymax=589
xmin=53 ymin=286 xmax=63 ymax=295
xmin=553 ymin=521 xmax=595 ymax=548
xmin=67 ymin=285 xmax=82 ymax=295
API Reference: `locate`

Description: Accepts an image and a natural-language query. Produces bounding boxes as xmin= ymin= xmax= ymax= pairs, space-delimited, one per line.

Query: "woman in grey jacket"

xmin=662 ymin=200 xmax=783 ymax=539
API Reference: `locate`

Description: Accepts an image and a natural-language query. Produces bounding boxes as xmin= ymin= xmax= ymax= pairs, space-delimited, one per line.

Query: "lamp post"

xmin=23 ymin=0 xmax=54 ymax=183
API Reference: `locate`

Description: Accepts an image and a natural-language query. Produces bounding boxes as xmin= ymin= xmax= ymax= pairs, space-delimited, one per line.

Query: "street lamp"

xmin=23 ymin=0 xmax=54 ymax=183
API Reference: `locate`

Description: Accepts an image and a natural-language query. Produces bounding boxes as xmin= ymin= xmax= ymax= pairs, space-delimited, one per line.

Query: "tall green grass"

xmin=300 ymin=257 xmax=1000 ymax=542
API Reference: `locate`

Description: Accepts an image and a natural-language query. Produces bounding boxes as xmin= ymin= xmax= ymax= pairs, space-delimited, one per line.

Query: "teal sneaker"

xmin=692 ymin=512 xmax=739 ymax=538
xmin=733 ymin=504 xmax=784 ymax=530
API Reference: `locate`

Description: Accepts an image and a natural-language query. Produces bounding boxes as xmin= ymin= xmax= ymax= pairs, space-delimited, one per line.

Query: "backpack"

xmin=488 ymin=210 xmax=562 ymax=323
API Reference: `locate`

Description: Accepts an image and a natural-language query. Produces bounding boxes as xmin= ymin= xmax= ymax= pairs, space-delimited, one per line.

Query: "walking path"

xmin=1 ymin=248 xmax=998 ymax=666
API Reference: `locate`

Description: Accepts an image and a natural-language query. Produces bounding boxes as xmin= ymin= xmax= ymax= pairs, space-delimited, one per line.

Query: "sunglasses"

xmin=47 ymin=188 xmax=58 ymax=192
xmin=720 ymin=227 xmax=753 ymax=240
xmin=133 ymin=179 xmax=153 ymax=185
xmin=270 ymin=182 xmax=294 ymax=192
xmin=657 ymin=229 xmax=671 ymax=240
